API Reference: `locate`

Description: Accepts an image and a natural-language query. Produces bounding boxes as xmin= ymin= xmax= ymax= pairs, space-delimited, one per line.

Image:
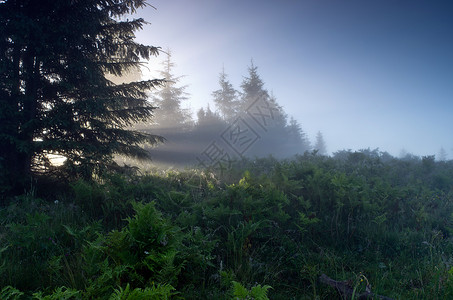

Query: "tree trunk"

xmin=6 ymin=46 xmax=40 ymax=195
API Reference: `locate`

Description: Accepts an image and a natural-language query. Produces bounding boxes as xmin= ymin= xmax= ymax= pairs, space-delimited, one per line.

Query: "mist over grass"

xmin=2 ymin=1 xmax=452 ymax=299
xmin=2 ymin=151 xmax=453 ymax=298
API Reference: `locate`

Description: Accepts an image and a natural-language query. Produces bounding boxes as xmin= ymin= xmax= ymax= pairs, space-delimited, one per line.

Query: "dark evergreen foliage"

xmin=0 ymin=0 xmax=164 ymax=192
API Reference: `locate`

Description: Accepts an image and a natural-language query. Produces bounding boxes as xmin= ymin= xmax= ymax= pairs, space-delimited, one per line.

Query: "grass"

xmin=1 ymin=151 xmax=453 ymax=298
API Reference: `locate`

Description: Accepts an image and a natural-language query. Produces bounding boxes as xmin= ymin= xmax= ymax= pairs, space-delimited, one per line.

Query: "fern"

xmin=0 ymin=286 xmax=24 ymax=300
xmin=109 ymin=283 xmax=176 ymax=300
xmin=32 ymin=286 xmax=81 ymax=300
xmin=231 ymin=281 xmax=272 ymax=300
xmin=250 ymin=284 xmax=272 ymax=300
xmin=231 ymin=281 xmax=249 ymax=299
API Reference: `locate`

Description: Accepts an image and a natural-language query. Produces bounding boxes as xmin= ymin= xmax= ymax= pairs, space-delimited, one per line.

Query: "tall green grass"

xmin=2 ymin=152 xmax=453 ymax=298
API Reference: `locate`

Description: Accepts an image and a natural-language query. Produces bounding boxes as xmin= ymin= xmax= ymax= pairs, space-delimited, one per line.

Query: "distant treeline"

xmin=131 ymin=53 xmax=327 ymax=168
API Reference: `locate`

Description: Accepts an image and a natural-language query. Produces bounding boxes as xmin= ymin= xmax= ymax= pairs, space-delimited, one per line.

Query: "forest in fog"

xmin=120 ymin=51 xmax=326 ymax=170
xmin=1 ymin=1 xmax=453 ymax=299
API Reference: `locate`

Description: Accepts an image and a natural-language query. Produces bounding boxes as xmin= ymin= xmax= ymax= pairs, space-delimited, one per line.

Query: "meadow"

xmin=2 ymin=150 xmax=453 ymax=299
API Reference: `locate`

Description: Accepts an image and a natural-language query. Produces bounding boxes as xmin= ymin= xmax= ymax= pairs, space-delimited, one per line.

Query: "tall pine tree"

xmin=240 ymin=61 xmax=287 ymax=126
xmin=149 ymin=50 xmax=192 ymax=134
xmin=0 ymin=0 xmax=164 ymax=192
xmin=240 ymin=60 xmax=268 ymax=111
xmin=212 ymin=67 xmax=238 ymax=121
xmin=286 ymin=117 xmax=311 ymax=154
xmin=239 ymin=61 xmax=292 ymax=158
xmin=314 ymin=131 xmax=328 ymax=155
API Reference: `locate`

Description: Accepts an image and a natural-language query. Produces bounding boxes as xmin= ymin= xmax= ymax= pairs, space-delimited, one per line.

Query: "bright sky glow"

xmin=134 ymin=0 xmax=453 ymax=158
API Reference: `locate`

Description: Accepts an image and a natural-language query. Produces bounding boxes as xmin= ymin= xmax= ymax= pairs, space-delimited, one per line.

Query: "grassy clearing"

xmin=2 ymin=151 xmax=453 ymax=299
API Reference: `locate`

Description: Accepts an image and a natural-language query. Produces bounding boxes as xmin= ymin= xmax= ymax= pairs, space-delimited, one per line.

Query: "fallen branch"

xmin=319 ymin=274 xmax=394 ymax=300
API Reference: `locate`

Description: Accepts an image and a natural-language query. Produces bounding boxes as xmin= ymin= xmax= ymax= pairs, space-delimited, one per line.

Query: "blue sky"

xmin=133 ymin=0 xmax=453 ymax=157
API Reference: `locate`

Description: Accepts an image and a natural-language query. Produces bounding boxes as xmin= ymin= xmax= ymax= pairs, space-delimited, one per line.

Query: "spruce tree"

xmin=193 ymin=104 xmax=226 ymax=141
xmin=212 ymin=68 xmax=238 ymax=121
xmin=314 ymin=131 xmax=328 ymax=155
xmin=196 ymin=105 xmax=222 ymax=127
xmin=239 ymin=61 xmax=294 ymax=158
xmin=240 ymin=61 xmax=287 ymax=125
xmin=438 ymin=147 xmax=448 ymax=161
xmin=286 ymin=117 xmax=311 ymax=154
xmin=0 ymin=0 xmax=164 ymax=191
xmin=149 ymin=50 xmax=192 ymax=134
xmin=239 ymin=60 xmax=268 ymax=110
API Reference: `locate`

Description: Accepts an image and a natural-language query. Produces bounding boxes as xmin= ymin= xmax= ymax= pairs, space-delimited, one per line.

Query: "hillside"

xmin=2 ymin=150 xmax=453 ymax=299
